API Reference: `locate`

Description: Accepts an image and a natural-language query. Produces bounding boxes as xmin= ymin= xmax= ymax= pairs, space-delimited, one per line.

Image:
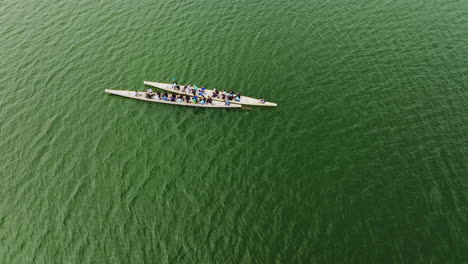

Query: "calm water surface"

xmin=0 ymin=0 xmax=467 ymax=263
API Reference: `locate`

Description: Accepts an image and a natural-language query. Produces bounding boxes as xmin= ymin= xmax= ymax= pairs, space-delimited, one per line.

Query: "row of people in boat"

xmin=172 ymin=82 xmax=242 ymax=102
xmin=136 ymin=89 xmax=235 ymax=105
xmin=141 ymin=87 xmax=266 ymax=105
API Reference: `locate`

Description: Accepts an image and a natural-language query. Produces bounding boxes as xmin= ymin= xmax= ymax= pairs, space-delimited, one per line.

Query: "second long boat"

xmin=144 ymin=81 xmax=277 ymax=107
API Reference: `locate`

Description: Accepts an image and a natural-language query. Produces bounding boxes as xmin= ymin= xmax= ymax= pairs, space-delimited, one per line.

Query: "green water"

xmin=1 ymin=0 xmax=467 ymax=263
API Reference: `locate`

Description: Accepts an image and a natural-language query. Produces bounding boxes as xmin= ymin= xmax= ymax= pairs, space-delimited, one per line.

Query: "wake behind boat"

xmin=105 ymin=89 xmax=242 ymax=109
xmin=144 ymin=81 xmax=278 ymax=107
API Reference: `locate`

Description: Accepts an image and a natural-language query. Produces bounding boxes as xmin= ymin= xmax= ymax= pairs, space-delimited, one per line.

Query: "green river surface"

xmin=1 ymin=0 xmax=467 ymax=263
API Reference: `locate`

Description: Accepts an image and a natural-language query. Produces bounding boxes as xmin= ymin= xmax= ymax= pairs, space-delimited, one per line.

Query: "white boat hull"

xmin=105 ymin=89 xmax=242 ymax=108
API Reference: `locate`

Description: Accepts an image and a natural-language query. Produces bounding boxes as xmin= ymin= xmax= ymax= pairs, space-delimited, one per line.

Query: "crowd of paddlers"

xmin=135 ymin=88 xmax=215 ymax=105
xmin=171 ymin=83 xmax=242 ymax=102
xmin=136 ymin=82 xmax=242 ymax=105
xmin=137 ymin=82 xmax=266 ymax=105
xmin=172 ymin=82 xmax=243 ymax=103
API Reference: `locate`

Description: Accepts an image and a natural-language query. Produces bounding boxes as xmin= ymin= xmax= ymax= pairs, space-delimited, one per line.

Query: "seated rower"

xmin=185 ymin=84 xmax=191 ymax=92
xmin=153 ymin=93 xmax=160 ymax=100
xmin=185 ymin=95 xmax=191 ymax=103
xmin=221 ymin=94 xmax=226 ymax=100
xmin=259 ymin=98 xmax=266 ymax=104
xmin=170 ymin=94 xmax=176 ymax=101
xmin=225 ymin=99 xmax=230 ymax=105
xmin=207 ymin=96 xmax=213 ymax=104
xmin=177 ymin=97 xmax=183 ymax=103
xmin=235 ymin=95 xmax=241 ymax=102
xmin=146 ymin=93 xmax=152 ymax=99
xmin=200 ymin=97 xmax=206 ymax=105
xmin=135 ymin=91 xmax=141 ymax=96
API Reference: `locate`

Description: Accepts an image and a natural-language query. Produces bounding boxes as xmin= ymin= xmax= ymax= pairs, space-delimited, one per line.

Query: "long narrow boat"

xmin=144 ymin=81 xmax=278 ymax=107
xmin=104 ymin=89 xmax=242 ymax=109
